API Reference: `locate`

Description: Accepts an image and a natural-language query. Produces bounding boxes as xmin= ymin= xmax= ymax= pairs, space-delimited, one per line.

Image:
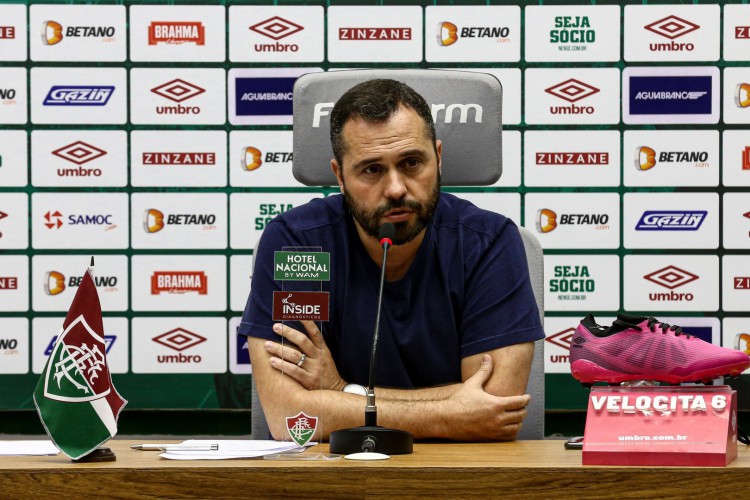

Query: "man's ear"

xmin=331 ymin=159 xmax=345 ymax=192
xmin=435 ymin=139 xmax=443 ymax=175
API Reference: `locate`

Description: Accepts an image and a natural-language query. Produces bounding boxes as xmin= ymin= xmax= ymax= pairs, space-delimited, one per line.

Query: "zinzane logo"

xmin=312 ymin=102 xmax=482 ymax=127
xmin=545 ymin=79 xmax=599 ymax=115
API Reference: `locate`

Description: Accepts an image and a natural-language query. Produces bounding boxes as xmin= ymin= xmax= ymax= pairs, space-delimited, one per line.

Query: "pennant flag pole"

xmin=33 ymin=258 xmax=127 ymax=461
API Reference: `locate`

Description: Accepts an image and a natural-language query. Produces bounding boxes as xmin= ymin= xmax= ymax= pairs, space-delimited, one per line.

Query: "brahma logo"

xmin=250 ymin=16 xmax=303 ymax=53
xmin=644 ymin=265 xmax=698 ymax=301
xmin=645 ymin=15 xmax=699 ymax=51
xmin=43 ymin=86 xmax=114 ymax=106
xmin=148 ymin=22 xmax=205 ymax=45
xmin=635 ymin=211 xmax=707 ymax=231
xmin=545 ymin=79 xmax=599 ymax=115
xmin=153 ymin=328 xmax=206 ymax=364
xmin=339 ymin=27 xmax=412 ymax=40
xmin=0 ymin=276 xmax=18 ymax=290
xmin=52 ymin=141 xmax=107 ymax=178
xmin=437 ymin=22 xmax=458 ymax=46
xmin=150 ymin=79 xmax=205 ymax=115
xmin=151 ymin=271 xmax=208 ymax=295
xmin=735 ymin=83 xmax=750 ymax=108
xmin=243 ymin=147 xmax=262 ymax=171
xmin=743 ymin=147 xmax=750 ymax=170
xmin=142 ymin=152 xmax=215 ymax=166
xmin=536 ymin=152 xmax=609 ymax=165
xmin=44 ymin=271 xmax=65 ymax=295
xmin=435 ymin=21 xmax=510 ymax=46
xmin=734 ymin=277 xmax=750 ymax=290
xmin=635 ymin=146 xmax=709 ymax=170
xmin=143 ymin=208 xmax=216 ymax=233
xmin=0 ymin=26 xmax=15 ymax=39
xmin=41 ymin=20 xmax=116 ymax=45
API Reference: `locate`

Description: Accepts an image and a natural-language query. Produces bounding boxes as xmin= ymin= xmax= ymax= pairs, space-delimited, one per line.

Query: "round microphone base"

xmin=330 ymin=426 xmax=413 ymax=455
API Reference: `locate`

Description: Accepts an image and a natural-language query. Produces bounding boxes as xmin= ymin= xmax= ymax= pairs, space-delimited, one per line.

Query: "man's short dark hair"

xmin=330 ymin=79 xmax=437 ymax=167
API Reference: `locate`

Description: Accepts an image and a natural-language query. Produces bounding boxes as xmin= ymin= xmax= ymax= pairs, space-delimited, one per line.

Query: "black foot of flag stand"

xmin=72 ymin=447 xmax=116 ymax=463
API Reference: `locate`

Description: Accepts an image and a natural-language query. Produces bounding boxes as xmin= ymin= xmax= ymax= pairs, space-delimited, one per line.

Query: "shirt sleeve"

xmin=459 ymin=220 xmax=545 ymax=358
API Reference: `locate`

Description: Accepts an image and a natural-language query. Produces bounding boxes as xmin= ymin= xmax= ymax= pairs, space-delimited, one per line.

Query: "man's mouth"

xmin=384 ymin=209 xmax=413 ymax=222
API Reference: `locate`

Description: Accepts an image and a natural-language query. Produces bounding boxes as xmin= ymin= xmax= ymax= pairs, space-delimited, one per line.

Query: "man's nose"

xmin=383 ymin=169 xmax=407 ymax=200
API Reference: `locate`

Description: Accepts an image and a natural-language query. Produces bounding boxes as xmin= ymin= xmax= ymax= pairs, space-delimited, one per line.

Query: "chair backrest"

xmin=292 ymin=69 xmax=503 ymax=186
xmin=250 ymin=69 xmax=545 ymax=440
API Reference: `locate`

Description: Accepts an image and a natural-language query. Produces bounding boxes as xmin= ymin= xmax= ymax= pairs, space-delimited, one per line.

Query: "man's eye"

xmin=362 ymin=165 xmax=381 ymax=175
xmin=405 ymin=158 xmax=420 ymax=168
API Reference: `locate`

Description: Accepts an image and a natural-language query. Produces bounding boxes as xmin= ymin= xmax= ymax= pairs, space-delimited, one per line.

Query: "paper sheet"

xmin=0 ymin=440 xmax=60 ymax=456
xmin=159 ymin=439 xmax=314 ymax=460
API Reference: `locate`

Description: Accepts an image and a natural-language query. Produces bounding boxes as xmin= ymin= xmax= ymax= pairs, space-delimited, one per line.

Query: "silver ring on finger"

xmin=297 ymin=353 xmax=307 ymax=367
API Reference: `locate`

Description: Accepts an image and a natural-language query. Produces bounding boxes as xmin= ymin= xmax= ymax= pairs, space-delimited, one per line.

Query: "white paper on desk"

xmin=0 ymin=440 xmax=60 ymax=456
xmin=159 ymin=439 xmax=316 ymax=460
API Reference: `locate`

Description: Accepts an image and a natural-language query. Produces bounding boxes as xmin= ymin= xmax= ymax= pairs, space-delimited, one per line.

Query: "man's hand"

xmin=442 ymin=354 xmax=530 ymax=441
xmin=264 ymin=320 xmax=346 ymax=392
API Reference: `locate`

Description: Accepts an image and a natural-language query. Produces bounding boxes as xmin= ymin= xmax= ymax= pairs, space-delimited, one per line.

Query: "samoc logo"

xmin=243 ymin=147 xmax=262 ymax=171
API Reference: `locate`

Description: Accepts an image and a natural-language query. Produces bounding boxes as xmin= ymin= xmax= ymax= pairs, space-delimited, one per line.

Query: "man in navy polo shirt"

xmin=239 ymin=79 xmax=545 ymax=442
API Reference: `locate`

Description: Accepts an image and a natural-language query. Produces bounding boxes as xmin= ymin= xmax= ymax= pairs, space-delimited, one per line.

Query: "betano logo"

xmin=635 ymin=146 xmax=709 ymax=170
xmin=436 ymin=21 xmax=510 ymax=46
xmin=735 ymin=333 xmax=750 ymax=355
xmin=644 ymin=265 xmax=698 ymax=301
xmin=41 ymin=20 xmax=115 ymax=45
xmin=153 ymin=328 xmax=206 ymax=364
xmin=536 ymin=208 xmax=609 ymax=233
xmin=545 ymin=79 xmax=599 ymax=115
xmin=44 ymin=271 xmax=65 ymax=295
xmin=150 ymin=271 xmax=208 ymax=295
xmin=735 ymin=83 xmax=750 ymax=108
xmin=41 ymin=21 xmax=63 ymax=45
xmin=148 ymin=21 xmax=205 ymax=46
xmin=437 ymin=22 xmax=458 ymax=46
xmin=243 ymin=147 xmax=262 ymax=171
xmin=143 ymin=209 xmax=217 ymax=233
xmin=644 ymin=15 xmax=699 ymax=52
xmin=313 ymin=102 xmax=482 ymax=127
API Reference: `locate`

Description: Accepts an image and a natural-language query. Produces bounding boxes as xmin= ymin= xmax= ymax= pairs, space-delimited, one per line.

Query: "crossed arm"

xmin=248 ymin=320 xmax=535 ymax=442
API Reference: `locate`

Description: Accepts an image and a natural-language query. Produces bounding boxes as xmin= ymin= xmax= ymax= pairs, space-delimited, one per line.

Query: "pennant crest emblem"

xmin=285 ymin=411 xmax=318 ymax=447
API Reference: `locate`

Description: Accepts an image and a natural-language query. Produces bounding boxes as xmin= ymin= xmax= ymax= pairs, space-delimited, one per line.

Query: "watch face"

xmin=344 ymin=384 xmax=367 ymax=396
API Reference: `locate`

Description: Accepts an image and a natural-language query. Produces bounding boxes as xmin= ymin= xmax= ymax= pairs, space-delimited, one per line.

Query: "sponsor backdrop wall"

xmin=1 ymin=0 xmax=749 ymax=418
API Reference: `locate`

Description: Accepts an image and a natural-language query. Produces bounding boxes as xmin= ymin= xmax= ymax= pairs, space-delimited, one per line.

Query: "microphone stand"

xmin=329 ymin=225 xmax=413 ymax=456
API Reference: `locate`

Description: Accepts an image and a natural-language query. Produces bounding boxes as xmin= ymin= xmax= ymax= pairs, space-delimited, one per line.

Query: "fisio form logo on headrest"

xmin=312 ymin=102 xmax=483 ymax=127
xmin=736 ymin=83 xmax=750 ymax=108
xmin=437 ymin=22 xmax=458 ymax=46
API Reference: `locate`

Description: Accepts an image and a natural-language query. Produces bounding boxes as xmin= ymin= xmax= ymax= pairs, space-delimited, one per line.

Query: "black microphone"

xmin=329 ymin=223 xmax=413 ymax=456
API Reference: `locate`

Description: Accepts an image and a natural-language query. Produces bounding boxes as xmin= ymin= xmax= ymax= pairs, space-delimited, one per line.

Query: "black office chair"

xmin=251 ymin=69 xmax=545 ymax=440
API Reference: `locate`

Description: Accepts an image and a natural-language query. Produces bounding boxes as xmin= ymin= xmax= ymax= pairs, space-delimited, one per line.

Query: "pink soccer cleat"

xmin=569 ymin=314 xmax=750 ymax=385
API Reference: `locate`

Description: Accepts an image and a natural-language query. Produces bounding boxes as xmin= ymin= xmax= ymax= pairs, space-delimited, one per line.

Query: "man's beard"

xmin=343 ymin=171 xmax=441 ymax=245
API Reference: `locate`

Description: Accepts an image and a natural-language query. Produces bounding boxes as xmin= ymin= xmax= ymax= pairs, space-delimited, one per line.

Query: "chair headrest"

xmin=292 ymin=69 xmax=503 ymax=186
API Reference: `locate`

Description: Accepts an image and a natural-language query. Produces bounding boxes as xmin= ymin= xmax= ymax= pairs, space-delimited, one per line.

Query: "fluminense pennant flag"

xmin=33 ymin=261 xmax=126 ymax=460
